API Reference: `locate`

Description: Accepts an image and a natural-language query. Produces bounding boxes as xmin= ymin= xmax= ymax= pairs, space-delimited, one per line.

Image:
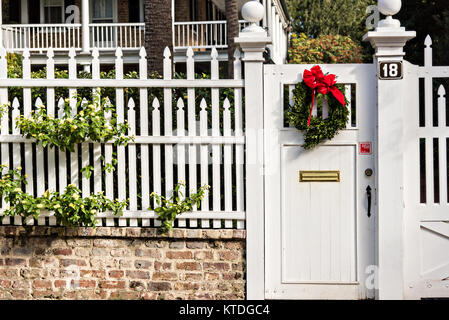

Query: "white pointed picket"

xmin=152 ymin=97 xmax=162 ymax=227
xmin=68 ymin=48 xmax=79 ymax=190
xmin=57 ymin=98 xmax=67 ymax=194
xmin=104 ymin=100 xmax=114 ymax=227
xmin=91 ymin=48 xmax=102 ymax=201
xmin=115 ymin=47 xmax=127 ymax=227
xmin=200 ymin=98 xmax=209 ymax=228
xmin=163 ymin=47 xmax=174 ymax=208
xmin=176 ymin=97 xmax=186 ymax=227
xmin=139 ymin=47 xmax=150 ymax=227
xmin=186 ymin=47 xmax=198 ymax=215
xmin=0 ymin=47 xmax=9 ymax=224
xmin=211 ymin=48 xmax=221 ymax=228
xmin=128 ymin=98 xmax=138 ymax=227
xmin=223 ymin=98 xmax=233 ymax=228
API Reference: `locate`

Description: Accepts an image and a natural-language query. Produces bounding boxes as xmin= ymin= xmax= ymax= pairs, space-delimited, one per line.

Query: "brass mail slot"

xmin=299 ymin=170 xmax=340 ymax=182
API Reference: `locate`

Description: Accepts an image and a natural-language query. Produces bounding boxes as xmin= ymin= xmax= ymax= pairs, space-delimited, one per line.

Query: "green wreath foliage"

xmin=285 ymin=82 xmax=349 ymax=149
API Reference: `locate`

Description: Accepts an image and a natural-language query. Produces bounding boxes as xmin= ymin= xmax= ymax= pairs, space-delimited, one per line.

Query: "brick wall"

xmin=0 ymin=227 xmax=246 ymax=300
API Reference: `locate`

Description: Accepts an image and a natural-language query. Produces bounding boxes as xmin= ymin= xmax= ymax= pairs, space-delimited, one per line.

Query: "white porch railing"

xmin=1 ymin=21 xmax=250 ymax=53
xmin=173 ymin=20 xmax=250 ymax=50
xmin=89 ymin=23 xmax=145 ymax=50
xmin=1 ymin=24 xmax=82 ymax=51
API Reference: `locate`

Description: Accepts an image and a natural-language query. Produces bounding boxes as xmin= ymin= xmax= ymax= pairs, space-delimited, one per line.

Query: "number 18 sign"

xmin=379 ymin=61 xmax=403 ymax=80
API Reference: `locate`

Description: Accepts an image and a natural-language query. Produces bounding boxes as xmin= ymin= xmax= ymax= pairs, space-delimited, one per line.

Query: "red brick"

xmin=109 ymin=291 xmax=141 ymax=300
xmin=218 ymin=251 xmax=240 ymax=261
xmin=80 ymin=270 xmax=106 ymax=278
xmin=108 ymin=270 xmax=124 ymax=278
xmin=174 ymin=282 xmax=200 ymax=291
xmin=0 ymin=280 xmax=12 ymax=288
xmin=176 ymin=262 xmax=201 ymax=271
xmin=152 ymin=272 xmax=178 ymax=281
xmin=166 ymin=251 xmax=192 ymax=259
xmin=148 ymin=281 xmax=172 ymax=291
xmin=54 ymin=280 xmax=66 ymax=288
xmin=59 ymin=258 xmax=87 ymax=267
xmin=134 ymin=260 xmax=152 ymax=269
xmin=53 ymin=248 xmax=72 ymax=256
xmin=194 ymin=250 xmax=214 ymax=260
xmin=5 ymin=258 xmax=27 ymax=266
xmin=99 ymin=281 xmax=126 ymax=289
xmin=71 ymin=279 xmax=96 ymax=288
xmin=135 ymin=248 xmax=161 ymax=258
xmin=33 ymin=280 xmax=52 ymax=289
xmin=126 ymin=270 xmax=150 ymax=279
xmin=203 ymin=262 xmax=230 ymax=271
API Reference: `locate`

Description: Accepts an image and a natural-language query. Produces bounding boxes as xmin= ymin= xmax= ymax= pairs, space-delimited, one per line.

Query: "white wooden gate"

xmin=404 ymin=36 xmax=449 ymax=299
xmin=264 ymin=64 xmax=377 ymax=299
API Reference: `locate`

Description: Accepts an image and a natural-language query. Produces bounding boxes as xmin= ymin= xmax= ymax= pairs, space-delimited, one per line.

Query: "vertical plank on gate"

xmin=0 ymin=47 xmax=10 ymax=224
xmin=163 ymin=47 xmax=174 ymax=206
xmin=91 ymin=48 xmax=102 ymax=196
xmin=344 ymin=84 xmax=351 ymax=127
xmin=68 ymin=48 xmax=79 ymax=190
xmin=139 ymin=48 xmax=150 ymax=227
xmin=438 ymin=85 xmax=448 ymax=203
xmin=211 ymin=48 xmax=221 ymax=228
xmin=424 ymin=36 xmax=433 ymax=129
xmin=57 ymin=98 xmax=67 ymax=193
xmin=199 ymin=99 xmax=209 ymax=228
xmin=234 ymin=49 xmax=244 ymax=229
xmin=46 ymin=49 xmax=57 ymax=226
xmin=104 ymin=103 xmax=114 ymax=226
xmin=223 ymin=99 xmax=233 ymax=228
xmin=186 ymin=48 xmax=197 ymax=214
xmin=152 ymin=98 xmax=162 ymax=227
xmin=128 ymin=98 xmax=138 ymax=226
xmin=115 ymin=47 xmax=127 ymax=227
xmin=176 ymin=98 xmax=186 ymax=227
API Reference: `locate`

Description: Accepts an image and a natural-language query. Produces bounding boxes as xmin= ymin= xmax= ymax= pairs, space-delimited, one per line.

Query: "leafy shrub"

xmin=288 ymin=33 xmax=366 ymax=64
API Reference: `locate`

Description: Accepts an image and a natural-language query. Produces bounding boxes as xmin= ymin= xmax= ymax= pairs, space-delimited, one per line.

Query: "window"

xmin=92 ymin=0 xmax=115 ymax=23
xmin=43 ymin=0 xmax=64 ymax=23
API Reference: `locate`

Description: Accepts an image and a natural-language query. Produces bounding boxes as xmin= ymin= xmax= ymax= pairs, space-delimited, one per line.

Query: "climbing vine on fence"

xmin=0 ymin=165 xmax=127 ymax=227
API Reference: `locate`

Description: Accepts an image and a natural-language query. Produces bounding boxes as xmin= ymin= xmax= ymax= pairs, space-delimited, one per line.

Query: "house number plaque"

xmin=299 ymin=171 xmax=340 ymax=182
xmin=379 ymin=61 xmax=403 ymax=80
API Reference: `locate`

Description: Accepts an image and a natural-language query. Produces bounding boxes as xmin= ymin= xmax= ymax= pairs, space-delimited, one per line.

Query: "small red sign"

xmin=360 ymin=142 xmax=372 ymax=155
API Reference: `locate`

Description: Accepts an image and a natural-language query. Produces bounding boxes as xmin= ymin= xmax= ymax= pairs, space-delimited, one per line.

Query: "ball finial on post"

xmin=241 ymin=0 xmax=265 ymax=33
xmin=377 ymin=0 xmax=402 ymax=28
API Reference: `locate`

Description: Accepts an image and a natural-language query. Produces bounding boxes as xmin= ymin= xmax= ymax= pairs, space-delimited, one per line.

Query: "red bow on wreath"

xmin=303 ymin=66 xmax=346 ymax=126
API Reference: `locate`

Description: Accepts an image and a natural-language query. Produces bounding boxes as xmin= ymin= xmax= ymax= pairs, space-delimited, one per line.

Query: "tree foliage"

xmin=286 ymin=0 xmax=375 ymax=41
xmin=398 ymin=0 xmax=449 ymax=66
xmin=288 ymin=33 xmax=365 ymax=64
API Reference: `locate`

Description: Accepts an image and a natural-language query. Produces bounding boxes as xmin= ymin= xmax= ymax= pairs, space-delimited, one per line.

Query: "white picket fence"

xmin=0 ymin=46 xmax=245 ymax=229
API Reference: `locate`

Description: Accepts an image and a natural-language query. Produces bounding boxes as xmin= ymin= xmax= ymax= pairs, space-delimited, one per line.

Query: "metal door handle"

xmin=366 ymin=185 xmax=372 ymax=218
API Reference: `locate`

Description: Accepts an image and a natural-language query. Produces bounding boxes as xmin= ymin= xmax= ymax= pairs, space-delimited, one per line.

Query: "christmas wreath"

xmin=285 ymin=66 xmax=349 ymax=149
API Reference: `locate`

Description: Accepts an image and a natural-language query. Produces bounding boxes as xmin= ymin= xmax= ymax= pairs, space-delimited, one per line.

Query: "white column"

xmin=21 ymin=0 xmax=29 ymax=24
xmin=82 ymin=0 xmax=90 ymax=53
xmin=235 ymin=1 xmax=271 ymax=300
xmin=363 ymin=0 xmax=415 ymax=300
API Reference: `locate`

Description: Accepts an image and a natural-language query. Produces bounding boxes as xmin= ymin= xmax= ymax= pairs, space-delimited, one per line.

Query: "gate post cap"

xmin=241 ymin=1 xmax=266 ymax=33
xmin=377 ymin=0 xmax=402 ymax=29
xmin=378 ymin=0 xmax=401 ymax=16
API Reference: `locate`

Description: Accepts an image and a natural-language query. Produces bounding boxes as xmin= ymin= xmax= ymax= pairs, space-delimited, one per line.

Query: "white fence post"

xmin=363 ymin=0 xmax=415 ymax=300
xmin=235 ymin=1 xmax=271 ymax=300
